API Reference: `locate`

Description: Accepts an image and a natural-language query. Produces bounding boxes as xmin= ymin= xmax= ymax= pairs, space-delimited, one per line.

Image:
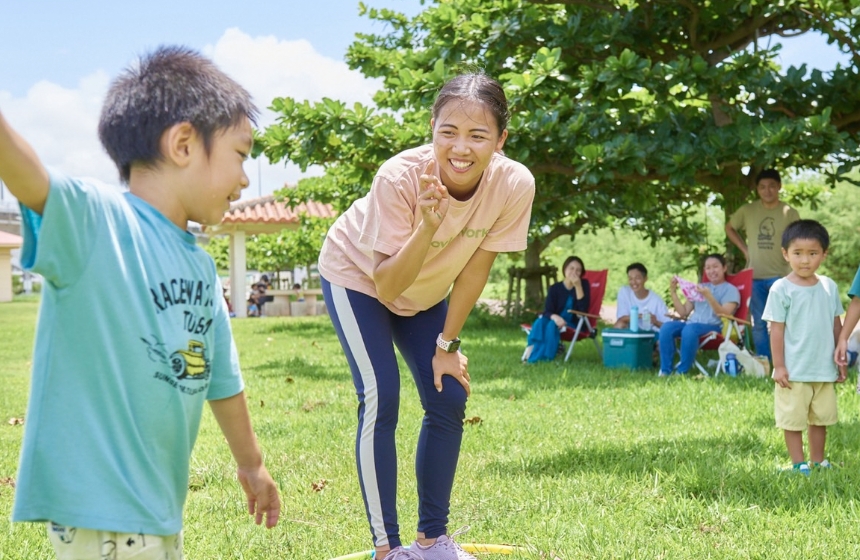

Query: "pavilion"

xmin=205 ymin=195 xmax=336 ymax=318
xmin=0 ymin=230 xmax=23 ymax=303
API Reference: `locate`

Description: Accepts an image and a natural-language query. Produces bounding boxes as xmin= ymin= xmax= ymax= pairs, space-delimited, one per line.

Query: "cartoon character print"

xmin=758 ymin=217 xmax=776 ymax=240
xmin=141 ymin=336 xmax=211 ymax=381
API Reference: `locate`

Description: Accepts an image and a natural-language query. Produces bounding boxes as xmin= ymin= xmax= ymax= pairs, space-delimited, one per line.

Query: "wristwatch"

xmin=436 ymin=333 xmax=461 ymax=353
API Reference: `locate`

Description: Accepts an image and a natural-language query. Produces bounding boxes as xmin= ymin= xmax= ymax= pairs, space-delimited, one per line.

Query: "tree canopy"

xmin=258 ymin=0 xmax=860 ymax=304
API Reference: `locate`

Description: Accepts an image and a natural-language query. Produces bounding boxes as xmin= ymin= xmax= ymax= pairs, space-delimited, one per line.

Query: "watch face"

xmin=447 ymin=339 xmax=461 ymax=353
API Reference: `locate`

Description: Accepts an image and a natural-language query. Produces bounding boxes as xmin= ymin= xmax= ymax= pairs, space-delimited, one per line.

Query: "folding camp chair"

xmin=692 ymin=268 xmax=754 ymax=377
xmin=520 ymin=269 xmax=607 ymax=362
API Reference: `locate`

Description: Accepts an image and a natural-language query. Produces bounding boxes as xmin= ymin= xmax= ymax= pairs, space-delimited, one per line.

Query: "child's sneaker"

xmin=382 ymin=547 xmax=423 ymax=560
xmin=410 ymin=532 xmax=476 ymax=560
xmin=812 ymin=459 xmax=833 ymax=469
xmin=781 ymin=462 xmax=811 ymax=476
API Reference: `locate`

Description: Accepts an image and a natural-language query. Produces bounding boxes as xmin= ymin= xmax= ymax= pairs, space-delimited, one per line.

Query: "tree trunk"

xmin=524 ymin=240 xmax=545 ymax=311
xmin=720 ymin=168 xmax=756 ymax=273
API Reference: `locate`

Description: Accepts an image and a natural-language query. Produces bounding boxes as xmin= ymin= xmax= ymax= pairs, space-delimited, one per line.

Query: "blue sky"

xmin=0 ymin=1 xmax=849 ymax=206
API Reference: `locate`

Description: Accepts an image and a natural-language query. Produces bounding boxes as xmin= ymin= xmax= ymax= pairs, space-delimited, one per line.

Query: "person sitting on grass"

xmin=1 ymin=46 xmax=280 ymax=559
xmin=765 ymin=219 xmax=845 ymax=475
xmin=523 ymin=256 xmax=590 ymax=363
xmin=613 ymin=262 xmax=669 ymax=332
xmin=658 ymin=254 xmax=739 ymax=376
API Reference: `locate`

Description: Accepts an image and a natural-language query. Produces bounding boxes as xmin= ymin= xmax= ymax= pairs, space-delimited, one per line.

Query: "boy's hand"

xmin=772 ymin=366 xmax=791 ymax=389
xmin=834 ymin=338 xmax=849 ymax=366
xmin=837 ymin=363 xmax=847 ymax=383
xmin=237 ymin=464 xmax=281 ymax=529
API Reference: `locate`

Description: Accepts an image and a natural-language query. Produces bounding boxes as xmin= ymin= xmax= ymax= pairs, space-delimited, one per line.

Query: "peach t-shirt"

xmin=318 ymin=144 xmax=535 ymax=316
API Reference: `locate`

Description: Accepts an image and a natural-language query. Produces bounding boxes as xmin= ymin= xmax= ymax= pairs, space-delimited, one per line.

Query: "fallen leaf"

xmin=260 ymin=400 xmax=265 ymax=408
xmin=463 ymin=416 xmax=482 ymax=426
xmin=311 ymin=479 xmax=328 ymax=492
xmin=0 ymin=478 xmax=15 ymax=488
xmin=7 ymin=418 xmax=24 ymax=426
xmin=286 ymin=377 xmax=294 ymax=383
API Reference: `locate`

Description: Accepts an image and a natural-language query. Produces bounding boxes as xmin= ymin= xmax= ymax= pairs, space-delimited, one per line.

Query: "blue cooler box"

xmin=602 ymin=329 xmax=655 ymax=370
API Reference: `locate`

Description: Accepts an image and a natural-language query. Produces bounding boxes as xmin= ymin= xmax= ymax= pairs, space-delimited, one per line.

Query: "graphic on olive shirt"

xmin=757 ymin=217 xmax=776 ymax=250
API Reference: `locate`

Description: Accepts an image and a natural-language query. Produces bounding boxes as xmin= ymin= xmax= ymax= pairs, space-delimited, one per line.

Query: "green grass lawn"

xmin=4 ymin=299 xmax=860 ymax=559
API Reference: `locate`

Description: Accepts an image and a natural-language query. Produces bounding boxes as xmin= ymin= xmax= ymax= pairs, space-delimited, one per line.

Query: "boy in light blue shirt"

xmin=763 ymin=219 xmax=845 ymax=475
xmin=1 ymin=46 xmax=280 ymax=559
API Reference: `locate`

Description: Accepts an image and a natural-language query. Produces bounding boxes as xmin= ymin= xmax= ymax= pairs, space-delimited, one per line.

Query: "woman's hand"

xmin=551 ymin=314 xmax=566 ymax=328
xmin=669 ymin=276 xmax=679 ymax=293
xmin=432 ymin=349 xmax=470 ymax=396
xmin=696 ymin=284 xmax=712 ymax=299
xmin=566 ymin=266 xmax=582 ymax=289
xmin=418 ymin=161 xmax=449 ymax=230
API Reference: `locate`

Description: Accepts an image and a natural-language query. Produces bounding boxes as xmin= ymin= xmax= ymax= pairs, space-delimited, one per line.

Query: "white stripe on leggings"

xmin=330 ymin=284 xmax=387 ymax=547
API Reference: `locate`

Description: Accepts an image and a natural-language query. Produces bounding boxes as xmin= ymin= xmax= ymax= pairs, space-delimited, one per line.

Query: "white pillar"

xmin=229 ymin=231 xmax=247 ymax=318
xmin=0 ymin=249 xmax=12 ymax=303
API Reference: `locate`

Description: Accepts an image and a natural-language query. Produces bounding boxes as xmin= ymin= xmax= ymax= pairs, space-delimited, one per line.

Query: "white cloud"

xmin=0 ymin=29 xmax=382 ymax=202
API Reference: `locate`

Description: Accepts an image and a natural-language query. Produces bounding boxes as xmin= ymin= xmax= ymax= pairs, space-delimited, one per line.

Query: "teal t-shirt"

xmin=12 ymin=172 xmax=244 ymax=535
xmin=849 ymin=265 xmax=860 ymax=299
xmin=762 ymin=275 xmax=844 ymax=382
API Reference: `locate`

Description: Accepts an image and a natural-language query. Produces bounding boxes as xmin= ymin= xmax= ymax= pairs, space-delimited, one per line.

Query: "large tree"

xmin=259 ymin=0 xmax=860 ymax=308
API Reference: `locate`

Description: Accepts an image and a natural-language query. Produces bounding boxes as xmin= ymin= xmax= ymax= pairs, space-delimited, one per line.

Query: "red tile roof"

xmin=0 ymin=230 xmax=22 ymax=248
xmin=205 ymin=195 xmax=337 ymax=235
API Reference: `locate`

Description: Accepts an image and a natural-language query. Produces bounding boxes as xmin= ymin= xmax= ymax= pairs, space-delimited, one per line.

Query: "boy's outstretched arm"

xmin=209 ymin=392 xmax=281 ymax=529
xmin=770 ymin=321 xmax=791 ymax=389
xmin=0 ymin=110 xmax=50 ymax=214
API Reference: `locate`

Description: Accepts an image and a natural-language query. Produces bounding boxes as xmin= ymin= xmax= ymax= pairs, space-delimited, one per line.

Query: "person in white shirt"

xmin=613 ymin=262 xmax=670 ymax=332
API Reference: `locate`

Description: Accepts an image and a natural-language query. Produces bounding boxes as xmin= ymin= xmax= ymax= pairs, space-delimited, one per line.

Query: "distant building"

xmin=0 ymin=181 xmax=21 ymax=236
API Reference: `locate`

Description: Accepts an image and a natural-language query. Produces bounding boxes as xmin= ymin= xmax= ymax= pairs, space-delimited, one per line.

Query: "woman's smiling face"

xmin=431 ymin=99 xmax=507 ymax=196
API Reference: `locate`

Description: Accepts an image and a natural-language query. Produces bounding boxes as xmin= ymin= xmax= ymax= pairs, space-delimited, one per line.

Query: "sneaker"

xmin=781 ymin=463 xmax=811 ymax=476
xmin=410 ymin=529 xmax=476 ymax=560
xmin=382 ymin=547 xmax=423 ymax=560
xmin=658 ymin=371 xmax=672 ymax=377
xmin=812 ymin=459 xmax=833 ymax=469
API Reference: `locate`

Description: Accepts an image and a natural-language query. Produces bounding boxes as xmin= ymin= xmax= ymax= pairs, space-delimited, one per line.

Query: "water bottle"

xmin=630 ymin=306 xmax=639 ymax=332
xmin=725 ymin=353 xmax=738 ymax=376
xmin=641 ymin=309 xmax=652 ymax=331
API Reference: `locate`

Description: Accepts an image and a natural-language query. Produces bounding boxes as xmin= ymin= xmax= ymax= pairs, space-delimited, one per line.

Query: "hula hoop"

xmin=330 ymin=543 xmax=520 ymax=560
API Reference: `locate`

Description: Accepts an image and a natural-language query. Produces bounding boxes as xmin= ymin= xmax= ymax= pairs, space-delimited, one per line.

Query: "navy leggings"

xmin=322 ymin=278 xmax=468 ymax=549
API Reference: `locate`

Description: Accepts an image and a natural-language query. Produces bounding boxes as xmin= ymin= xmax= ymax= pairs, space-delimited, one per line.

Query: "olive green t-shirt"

xmin=729 ymin=200 xmax=800 ymax=278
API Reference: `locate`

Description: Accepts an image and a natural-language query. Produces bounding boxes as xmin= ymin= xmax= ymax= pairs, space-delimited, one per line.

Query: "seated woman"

xmin=524 ymin=256 xmax=590 ymax=363
xmin=658 ymin=254 xmax=739 ymax=376
xmin=613 ymin=262 xmax=670 ymax=332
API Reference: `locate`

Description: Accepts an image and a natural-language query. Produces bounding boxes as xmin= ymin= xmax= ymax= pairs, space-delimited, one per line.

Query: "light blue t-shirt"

xmin=13 ymin=172 xmax=244 ymax=535
xmin=762 ymin=275 xmax=844 ymax=382
xmin=688 ymin=282 xmax=741 ymax=325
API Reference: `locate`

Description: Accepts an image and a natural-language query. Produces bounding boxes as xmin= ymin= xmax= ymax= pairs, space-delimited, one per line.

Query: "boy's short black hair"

xmin=781 ymin=219 xmax=829 ymax=250
xmin=755 ymin=168 xmax=781 ymax=184
xmin=626 ymin=262 xmax=648 ymax=276
xmin=98 ymin=45 xmax=258 ymax=183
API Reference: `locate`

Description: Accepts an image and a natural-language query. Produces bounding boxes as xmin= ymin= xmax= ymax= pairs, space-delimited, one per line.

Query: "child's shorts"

xmin=774 ymin=381 xmax=837 ymax=431
xmin=47 ymin=522 xmax=183 ymax=560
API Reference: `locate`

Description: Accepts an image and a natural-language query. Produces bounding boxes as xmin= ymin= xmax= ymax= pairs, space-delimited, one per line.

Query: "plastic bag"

xmin=718 ymin=340 xmax=765 ymax=378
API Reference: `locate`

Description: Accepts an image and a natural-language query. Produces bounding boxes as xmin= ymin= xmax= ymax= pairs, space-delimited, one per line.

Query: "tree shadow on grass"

xmin=246 ymin=356 xmax=347 ymax=382
xmin=485 ymin=431 xmax=860 ymax=510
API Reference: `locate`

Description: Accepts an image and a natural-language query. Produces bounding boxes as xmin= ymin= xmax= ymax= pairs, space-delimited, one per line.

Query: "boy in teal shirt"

xmin=1 ymin=46 xmax=280 ymax=558
xmin=763 ymin=219 xmax=845 ymax=474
